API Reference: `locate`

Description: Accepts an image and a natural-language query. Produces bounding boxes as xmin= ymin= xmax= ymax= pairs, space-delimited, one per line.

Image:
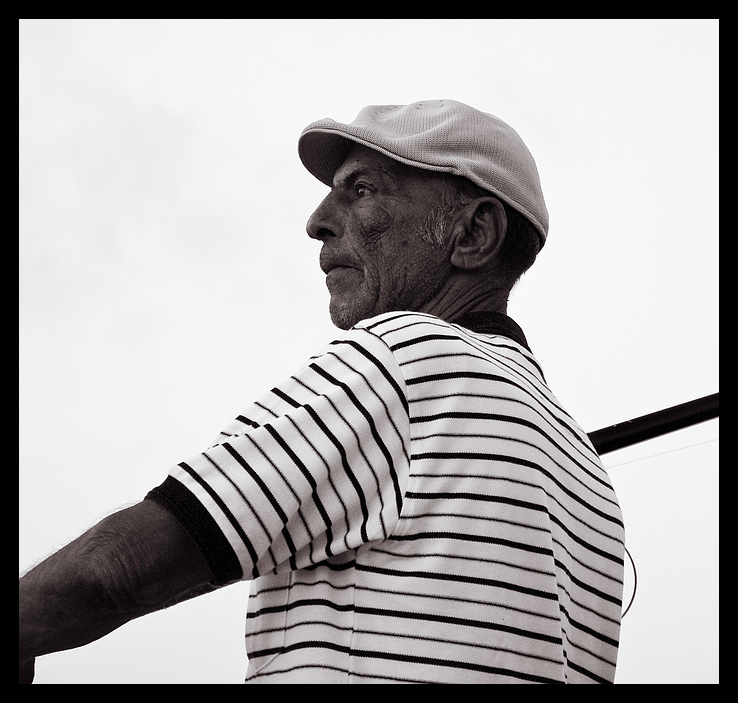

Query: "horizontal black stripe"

xmin=250 ymin=615 xmax=565 ymax=675
xmin=564 ymin=631 xmax=618 ymax=668
xmin=376 ymin=317 xmax=538 ymax=401
xmin=360 ymin=580 xmax=560 ymax=622
xmin=388 ymin=529 xmax=555 ymax=558
xmin=559 ymin=604 xmax=619 ymax=648
xmin=548 ymin=512 xmax=624 ymax=567
xmin=248 ymin=640 xmax=564 ymax=684
xmin=407 ymin=489 xmax=548 ymax=515
xmin=249 ymin=615 xmax=563 ymax=665
xmin=271 ymin=386 xmax=300 ymax=408
xmin=235 ymin=414 xmax=260 ymax=429
xmin=247 ymin=597 xmax=352 ymax=619
xmin=402 ymin=511 xmax=550 ymax=538
xmin=303 ymin=558 xmax=357 ymax=572
xmin=411 ymin=410 xmax=539 ymax=431
xmin=363 ymin=310 xmax=425 ymax=332
xmin=408 ymin=390 xmax=525 ymax=410
xmin=356 ymin=560 xmax=557 ymax=601
xmin=389 ymin=333 xmax=462 ymax=352
xmin=407 ymin=369 xmax=519 ymax=388
xmin=355 ymin=624 xmax=563 ymax=665
xmin=368 ymin=544 xmax=556 ymax=578
xmin=247 ymin=662 xmax=452 ymax=684
xmin=554 ymin=558 xmax=623 ymax=609
xmin=566 ymin=659 xmax=612 ymax=684
xmin=255 ymin=401 xmax=279 ymax=420
xmin=247 ymin=597 xmax=562 ymax=641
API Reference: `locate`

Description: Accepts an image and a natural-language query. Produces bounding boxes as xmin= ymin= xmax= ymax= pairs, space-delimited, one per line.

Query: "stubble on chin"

xmin=329 ymin=295 xmax=369 ymax=330
xmin=328 ymin=277 xmax=385 ymax=329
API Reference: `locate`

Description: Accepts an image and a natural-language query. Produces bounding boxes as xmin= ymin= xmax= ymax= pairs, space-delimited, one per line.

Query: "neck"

xmin=418 ymin=273 xmax=509 ymax=323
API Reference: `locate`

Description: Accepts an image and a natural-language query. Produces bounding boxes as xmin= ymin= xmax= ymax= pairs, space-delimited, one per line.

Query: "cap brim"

xmin=298 ymin=130 xmax=357 ymax=187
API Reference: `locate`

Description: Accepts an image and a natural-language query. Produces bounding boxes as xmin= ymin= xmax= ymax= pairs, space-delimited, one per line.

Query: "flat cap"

xmin=298 ymin=99 xmax=548 ymax=245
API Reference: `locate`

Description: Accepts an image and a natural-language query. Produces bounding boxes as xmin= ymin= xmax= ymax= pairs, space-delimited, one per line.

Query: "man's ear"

xmin=449 ymin=196 xmax=507 ymax=271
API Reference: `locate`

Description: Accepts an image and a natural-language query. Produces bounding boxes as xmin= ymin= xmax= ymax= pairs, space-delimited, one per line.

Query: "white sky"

xmin=19 ymin=19 xmax=719 ymax=684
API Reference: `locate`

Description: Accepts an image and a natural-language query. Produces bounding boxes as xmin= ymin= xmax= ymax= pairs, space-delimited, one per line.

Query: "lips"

xmin=320 ymin=252 xmax=362 ymax=295
xmin=325 ymin=266 xmax=361 ymax=290
xmin=320 ymin=251 xmax=360 ymax=275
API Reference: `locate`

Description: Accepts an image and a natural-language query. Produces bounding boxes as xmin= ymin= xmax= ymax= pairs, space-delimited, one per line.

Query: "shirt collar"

xmin=451 ymin=310 xmax=531 ymax=352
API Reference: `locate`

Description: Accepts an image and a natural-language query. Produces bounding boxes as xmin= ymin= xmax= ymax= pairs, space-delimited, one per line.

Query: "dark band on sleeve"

xmin=145 ymin=475 xmax=243 ymax=586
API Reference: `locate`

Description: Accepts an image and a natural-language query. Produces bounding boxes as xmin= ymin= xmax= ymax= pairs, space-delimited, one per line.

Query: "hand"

xmin=19 ymin=658 xmax=35 ymax=684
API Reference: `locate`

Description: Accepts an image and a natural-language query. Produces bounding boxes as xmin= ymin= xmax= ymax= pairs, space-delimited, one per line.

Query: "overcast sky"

xmin=19 ymin=19 xmax=718 ymax=684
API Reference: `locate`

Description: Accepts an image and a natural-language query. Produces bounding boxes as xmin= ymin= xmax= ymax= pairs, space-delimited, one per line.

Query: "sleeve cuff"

xmin=145 ymin=476 xmax=243 ymax=586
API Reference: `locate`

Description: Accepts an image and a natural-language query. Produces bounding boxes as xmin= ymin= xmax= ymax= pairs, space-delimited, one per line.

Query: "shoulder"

xmin=352 ymin=311 xmax=546 ymax=393
xmin=352 ymin=311 xmax=457 ymax=348
xmin=302 ymin=312 xmax=447 ymax=384
xmin=294 ymin=313 xmax=451 ymax=415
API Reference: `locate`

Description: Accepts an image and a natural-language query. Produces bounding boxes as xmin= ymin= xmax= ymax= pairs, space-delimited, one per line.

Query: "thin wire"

xmin=603 ymin=437 xmax=719 ymax=470
xmin=621 ymin=545 xmax=638 ymax=619
xmin=601 ymin=408 xmax=718 ymax=624
xmin=609 ymin=437 xmax=719 ymax=619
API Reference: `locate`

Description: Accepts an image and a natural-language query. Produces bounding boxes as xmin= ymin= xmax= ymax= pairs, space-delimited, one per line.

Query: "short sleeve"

xmin=146 ymin=327 xmax=410 ymax=585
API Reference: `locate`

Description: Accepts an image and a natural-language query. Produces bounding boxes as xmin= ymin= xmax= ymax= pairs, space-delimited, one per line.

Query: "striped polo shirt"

xmin=146 ymin=310 xmax=625 ymax=684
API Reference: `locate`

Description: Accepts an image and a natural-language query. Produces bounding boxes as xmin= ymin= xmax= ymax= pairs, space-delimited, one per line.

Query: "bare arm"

xmin=19 ymin=500 xmax=217 ymax=682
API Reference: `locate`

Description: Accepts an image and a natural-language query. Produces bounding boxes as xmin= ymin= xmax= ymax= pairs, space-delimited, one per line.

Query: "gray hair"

xmin=417 ymin=174 xmax=541 ymax=289
xmin=417 ymin=176 xmax=483 ymax=247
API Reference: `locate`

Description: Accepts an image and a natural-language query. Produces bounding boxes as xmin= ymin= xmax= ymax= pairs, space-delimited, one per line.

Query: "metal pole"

xmin=588 ymin=393 xmax=719 ymax=456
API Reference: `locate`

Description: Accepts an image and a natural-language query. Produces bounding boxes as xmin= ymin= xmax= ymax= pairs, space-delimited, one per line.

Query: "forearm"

xmin=19 ymin=515 xmax=139 ymax=661
xmin=19 ymin=500 xmax=217 ymax=666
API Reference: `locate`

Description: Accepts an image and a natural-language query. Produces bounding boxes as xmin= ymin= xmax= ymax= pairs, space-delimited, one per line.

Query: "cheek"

xmin=356 ymin=203 xmax=394 ymax=241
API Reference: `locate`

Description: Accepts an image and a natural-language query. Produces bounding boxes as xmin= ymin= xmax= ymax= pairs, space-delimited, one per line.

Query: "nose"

xmin=306 ymin=192 xmax=339 ymax=241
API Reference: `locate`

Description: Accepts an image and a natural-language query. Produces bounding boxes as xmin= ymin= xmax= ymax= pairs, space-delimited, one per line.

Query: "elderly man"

xmin=20 ymin=100 xmax=625 ymax=684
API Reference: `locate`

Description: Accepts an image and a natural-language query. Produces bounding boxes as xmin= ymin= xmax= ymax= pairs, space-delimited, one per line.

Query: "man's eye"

xmin=354 ymin=183 xmax=373 ymax=197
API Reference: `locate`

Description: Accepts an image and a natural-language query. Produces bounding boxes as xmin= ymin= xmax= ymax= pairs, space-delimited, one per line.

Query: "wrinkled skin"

xmin=306 ymin=145 xmax=453 ymax=329
xmin=306 ymin=144 xmax=508 ymax=329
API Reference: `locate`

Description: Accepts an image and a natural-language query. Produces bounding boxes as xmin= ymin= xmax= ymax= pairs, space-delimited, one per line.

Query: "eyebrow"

xmin=332 ymin=164 xmax=398 ymax=191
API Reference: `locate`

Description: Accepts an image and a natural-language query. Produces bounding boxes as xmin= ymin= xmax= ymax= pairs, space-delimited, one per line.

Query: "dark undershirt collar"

xmin=451 ymin=310 xmax=531 ymax=352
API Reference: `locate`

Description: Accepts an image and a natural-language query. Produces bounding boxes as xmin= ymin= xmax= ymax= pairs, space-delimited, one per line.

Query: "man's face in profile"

xmin=307 ymin=144 xmax=452 ymax=329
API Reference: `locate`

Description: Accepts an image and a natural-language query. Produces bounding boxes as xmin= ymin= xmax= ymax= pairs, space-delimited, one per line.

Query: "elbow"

xmin=83 ymin=512 xmax=153 ymax=617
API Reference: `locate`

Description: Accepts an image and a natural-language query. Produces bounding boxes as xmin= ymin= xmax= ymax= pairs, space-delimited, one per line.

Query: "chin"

xmin=329 ymin=296 xmax=376 ymax=330
xmin=329 ymin=306 xmax=361 ymax=330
